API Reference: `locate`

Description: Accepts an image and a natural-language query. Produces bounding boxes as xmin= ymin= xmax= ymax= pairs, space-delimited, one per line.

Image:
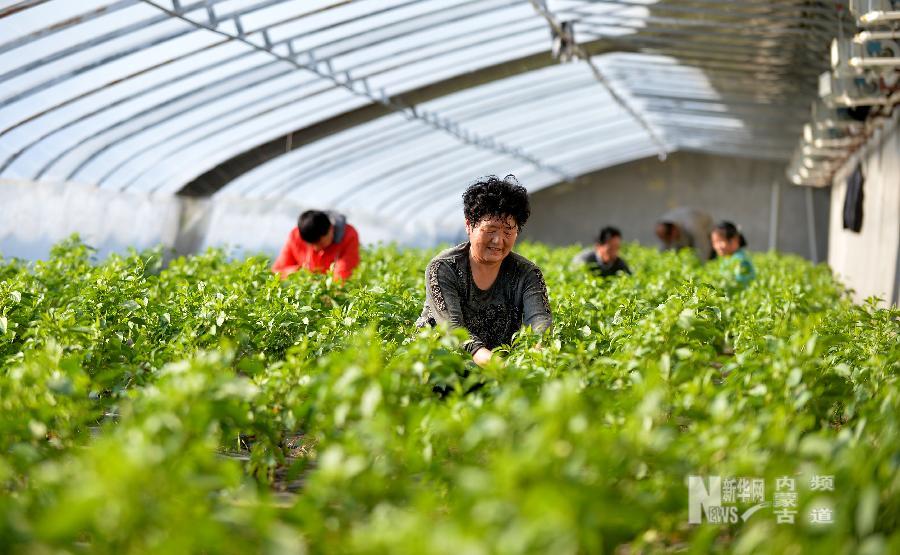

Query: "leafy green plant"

xmin=0 ymin=236 xmax=897 ymax=554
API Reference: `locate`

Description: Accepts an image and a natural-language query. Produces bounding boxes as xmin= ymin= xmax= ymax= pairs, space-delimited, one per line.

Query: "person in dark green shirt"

xmin=572 ymin=226 xmax=632 ymax=277
xmin=416 ymin=175 xmax=552 ymax=368
xmin=711 ymin=221 xmax=756 ymax=287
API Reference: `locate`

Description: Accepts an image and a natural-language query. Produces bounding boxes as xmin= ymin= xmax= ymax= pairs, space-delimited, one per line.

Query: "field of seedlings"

xmin=1 ymin=237 xmax=898 ymax=554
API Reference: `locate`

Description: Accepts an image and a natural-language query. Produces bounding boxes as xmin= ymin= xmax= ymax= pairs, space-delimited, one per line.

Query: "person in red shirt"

xmin=272 ymin=210 xmax=360 ymax=281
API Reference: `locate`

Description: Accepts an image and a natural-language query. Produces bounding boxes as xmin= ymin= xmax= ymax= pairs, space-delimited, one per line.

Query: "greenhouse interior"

xmin=1 ymin=0 xmax=899 ymax=553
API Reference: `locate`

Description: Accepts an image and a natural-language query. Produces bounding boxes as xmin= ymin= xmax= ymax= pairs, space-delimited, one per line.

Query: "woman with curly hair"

xmin=416 ymin=175 xmax=553 ymax=367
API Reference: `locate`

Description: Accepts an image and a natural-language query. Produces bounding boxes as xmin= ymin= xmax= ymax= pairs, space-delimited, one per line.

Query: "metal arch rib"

xmin=0 ymin=0 xmax=49 ymax=18
xmin=248 ymin=82 xmax=620 ymax=200
xmin=270 ymin=92 xmax=623 ymax=203
xmin=92 ymin=79 xmax=339 ymax=188
xmin=74 ymin=22 xmax=560 ymax=188
xmin=0 ymin=0 xmax=541 ymax=177
xmin=0 ymin=38 xmax=235 ymax=175
xmin=46 ymin=60 xmax=307 ymax=182
xmin=0 ymin=0 xmax=276 ymax=104
xmin=0 ymin=0 xmax=138 ymax=57
xmin=177 ymin=40 xmax=631 ymax=197
xmin=383 ymin=121 xmax=651 ymax=220
xmin=179 ymin=1 xmax=848 ymax=199
xmin=129 ymin=0 xmax=573 ymax=189
xmin=573 ymin=0 xmax=843 ymax=26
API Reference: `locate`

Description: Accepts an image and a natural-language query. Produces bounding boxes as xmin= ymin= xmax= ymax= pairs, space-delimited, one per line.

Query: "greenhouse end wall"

xmin=522 ymin=152 xmax=830 ymax=260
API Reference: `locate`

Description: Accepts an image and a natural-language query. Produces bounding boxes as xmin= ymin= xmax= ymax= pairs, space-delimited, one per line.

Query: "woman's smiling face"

xmin=467 ymin=215 xmax=519 ymax=265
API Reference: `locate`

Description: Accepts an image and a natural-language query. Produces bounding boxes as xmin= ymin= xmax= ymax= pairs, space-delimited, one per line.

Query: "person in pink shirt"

xmin=272 ymin=210 xmax=360 ymax=281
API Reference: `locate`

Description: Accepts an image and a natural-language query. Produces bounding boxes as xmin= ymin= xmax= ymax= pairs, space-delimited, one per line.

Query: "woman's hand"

xmin=472 ymin=347 xmax=493 ymax=367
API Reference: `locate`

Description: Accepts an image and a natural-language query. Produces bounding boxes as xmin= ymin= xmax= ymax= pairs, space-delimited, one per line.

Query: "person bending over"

xmin=416 ymin=175 xmax=553 ymax=367
xmin=272 ymin=210 xmax=360 ymax=281
xmin=573 ymin=226 xmax=632 ymax=277
xmin=655 ymin=206 xmax=714 ymax=262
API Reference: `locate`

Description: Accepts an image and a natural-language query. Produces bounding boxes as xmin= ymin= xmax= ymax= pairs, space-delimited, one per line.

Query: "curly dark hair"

xmin=462 ymin=175 xmax=531 ymax=229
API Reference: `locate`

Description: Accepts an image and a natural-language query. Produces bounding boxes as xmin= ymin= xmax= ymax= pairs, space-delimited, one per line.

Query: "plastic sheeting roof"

xmin=221 ymin=57 xmax=667 ymax=228
xmin=0 ymin=0 xmax=842 ymax=215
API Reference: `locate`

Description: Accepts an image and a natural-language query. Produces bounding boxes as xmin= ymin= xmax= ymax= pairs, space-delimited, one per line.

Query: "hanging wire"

xmin=528 ymin=0 xmax=669 ymax=161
